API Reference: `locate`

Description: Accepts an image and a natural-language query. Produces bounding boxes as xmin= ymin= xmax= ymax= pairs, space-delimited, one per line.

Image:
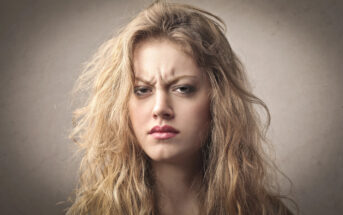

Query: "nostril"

xmin=152 ymin=91 xmax=175 ymax=119
xmin=163 ymin=112 xmax=173 ymax=119
xmin=153 ymin=110 xmax=174 ymax=119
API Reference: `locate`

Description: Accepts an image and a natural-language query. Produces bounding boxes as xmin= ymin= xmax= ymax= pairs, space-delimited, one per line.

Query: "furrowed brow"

xmin=134 ymin=77 xmax=155 ymax=85
xmin=134 ymin=75 xmax=198 ymax=85
xmin=164 ymin=75 xmax=198 ymax=85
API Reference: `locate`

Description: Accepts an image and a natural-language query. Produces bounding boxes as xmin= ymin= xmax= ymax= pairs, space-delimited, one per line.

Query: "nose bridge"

xmin=153 ymin=87 xmax=173 ymax=119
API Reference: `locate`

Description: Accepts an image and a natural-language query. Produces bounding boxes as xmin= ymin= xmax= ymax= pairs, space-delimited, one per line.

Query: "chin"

xmin=146 ymin=150 xmax=179 ymax=162
xmin=144 ymin=146 xmax=192 ymax=163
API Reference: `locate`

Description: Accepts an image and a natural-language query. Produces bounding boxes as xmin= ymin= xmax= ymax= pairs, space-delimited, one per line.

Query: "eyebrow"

xmin=134 ymin=75 xmax=198 ymax=85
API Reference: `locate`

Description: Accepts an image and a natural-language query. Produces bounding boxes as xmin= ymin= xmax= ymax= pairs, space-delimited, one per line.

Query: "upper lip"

xmin=148 ymin=125 xmax=180 ymax=134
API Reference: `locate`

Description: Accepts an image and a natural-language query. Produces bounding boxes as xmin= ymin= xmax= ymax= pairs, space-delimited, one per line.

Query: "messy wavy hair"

xmin=67 ymin=1 xmax=296 ymax=214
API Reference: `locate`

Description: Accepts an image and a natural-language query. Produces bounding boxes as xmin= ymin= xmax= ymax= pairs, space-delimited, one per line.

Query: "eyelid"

xmin=133 ymin=84 xmax=196 ymax=96
xmin=133 ymin=85 xmax=153 ymax=96
xmin=172 ymin=84 xmax=196 ymax=94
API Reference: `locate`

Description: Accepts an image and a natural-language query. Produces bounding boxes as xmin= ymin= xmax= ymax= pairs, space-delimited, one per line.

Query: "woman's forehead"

xmin=132 ymin=38 xmax=206 ymax=83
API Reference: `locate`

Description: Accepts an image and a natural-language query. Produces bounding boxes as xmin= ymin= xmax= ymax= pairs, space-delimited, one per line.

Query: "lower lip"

xmin=151 ymin=132 xmax=178 ymax=140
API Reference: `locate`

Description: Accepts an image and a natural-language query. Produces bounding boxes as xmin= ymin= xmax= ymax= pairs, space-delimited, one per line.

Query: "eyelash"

xmin=133 ymin=87 xmax=152 ymax=96
xmin=174 ymin=85 xmax=195 ymax=94
xmin=133 ymin=85 xmax=195 ymax=96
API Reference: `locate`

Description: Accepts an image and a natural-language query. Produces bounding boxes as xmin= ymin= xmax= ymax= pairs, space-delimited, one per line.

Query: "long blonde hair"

xmin=67 ymin=1 xmax=296 ymax=214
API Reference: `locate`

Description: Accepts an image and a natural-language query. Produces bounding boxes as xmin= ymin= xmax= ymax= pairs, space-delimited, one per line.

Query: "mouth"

xmin=150 ymin=132 xmax=178 ymax=140
xmin=148 ymin=125 xmax=180 ymax=140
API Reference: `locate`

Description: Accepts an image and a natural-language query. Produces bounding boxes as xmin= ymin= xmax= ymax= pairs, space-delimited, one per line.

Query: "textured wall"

xmin=1 ymin=0 xmax=342 ymax=214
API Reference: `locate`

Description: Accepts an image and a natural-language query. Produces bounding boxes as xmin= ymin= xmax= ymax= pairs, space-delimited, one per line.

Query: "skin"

xmin=128 ymin=38 xmax=211 ymax=215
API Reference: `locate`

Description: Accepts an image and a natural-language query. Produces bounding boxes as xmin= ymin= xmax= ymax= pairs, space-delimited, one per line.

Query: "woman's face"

xmin=128 ymin=38 xmax=211 ymax=163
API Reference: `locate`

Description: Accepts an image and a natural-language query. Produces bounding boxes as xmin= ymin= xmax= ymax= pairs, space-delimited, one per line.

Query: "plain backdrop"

xmin=1 ymin=0 xmax=342 ymax=214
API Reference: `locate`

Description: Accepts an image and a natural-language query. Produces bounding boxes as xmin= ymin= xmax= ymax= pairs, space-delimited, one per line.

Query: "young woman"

xmin=67 ymin=1 xmax=295 ymax=214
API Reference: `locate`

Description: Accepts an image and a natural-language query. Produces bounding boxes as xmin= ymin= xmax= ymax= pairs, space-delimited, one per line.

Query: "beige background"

xmin=1 ymin=0 xmax=342 ymax=214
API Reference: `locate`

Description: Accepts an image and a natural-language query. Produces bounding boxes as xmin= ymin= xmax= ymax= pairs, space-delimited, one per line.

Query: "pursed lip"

xmin=148 ymin=125 xmax=180 ymax=134
xmin=148 ymin=125 xmax=180 ymax=140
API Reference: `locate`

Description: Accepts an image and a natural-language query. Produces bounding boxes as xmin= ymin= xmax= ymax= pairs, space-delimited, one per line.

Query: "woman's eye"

xmin=174 ymin=85 xmax=195 ymax=94
xmin=134 ymin=87 xmax=152 ymax=96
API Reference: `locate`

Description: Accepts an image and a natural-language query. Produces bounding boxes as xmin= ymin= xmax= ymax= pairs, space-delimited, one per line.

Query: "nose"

xmin=152 ymin=90 xmax=174 ymax=120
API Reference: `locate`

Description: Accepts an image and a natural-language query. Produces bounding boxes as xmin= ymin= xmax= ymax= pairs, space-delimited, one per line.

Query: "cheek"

xmin=128 ymin=100 xmax=139 ymax=133
xmin=181 ymin=99 xmax=211 ymax=130
xmin=193 ymin=101 xmax=211 ymax=143
xmin=128 ymin=99 xmax=151 ymax=135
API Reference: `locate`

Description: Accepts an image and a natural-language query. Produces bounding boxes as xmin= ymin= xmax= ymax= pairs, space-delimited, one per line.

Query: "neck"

xmin=152 ymin=153 xmax=203 ymax=215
